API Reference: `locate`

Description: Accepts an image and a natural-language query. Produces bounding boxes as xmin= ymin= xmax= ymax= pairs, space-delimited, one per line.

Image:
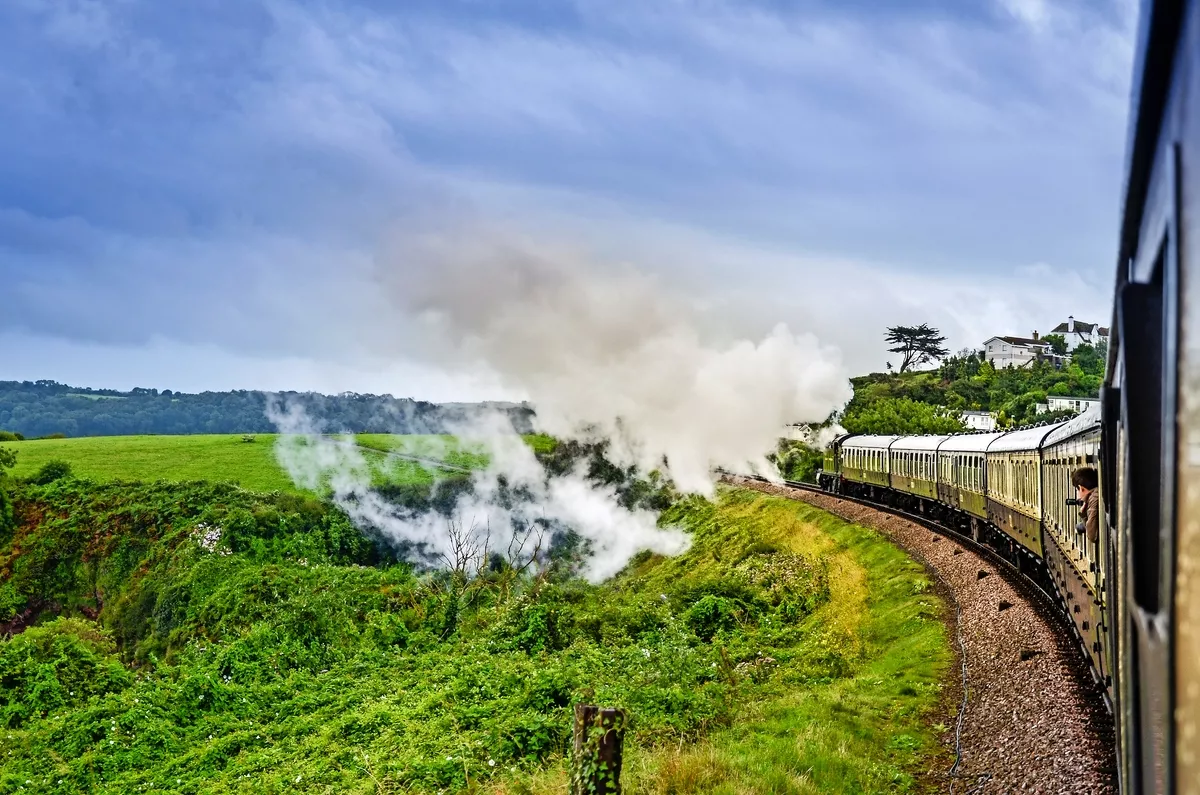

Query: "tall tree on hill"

xmin=885 ymin=324 xmax=950 ymax=372
xmin=1041 ymin=333 xmax=1069 ymax=355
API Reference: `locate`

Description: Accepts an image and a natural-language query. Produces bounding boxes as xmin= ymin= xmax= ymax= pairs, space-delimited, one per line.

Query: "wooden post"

xmin=570 ymin=704 xmax=626 ymax=795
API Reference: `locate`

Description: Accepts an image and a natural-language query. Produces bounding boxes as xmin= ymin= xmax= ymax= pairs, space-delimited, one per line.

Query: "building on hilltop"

xmin=1049 ymin=316 xmax=1109 ymax=351
xmin=961 ymin=410 xmax=998 ymax=432
xmin=1035 ymin=395 xmax=1101 ymax=415
xmin=982 ymin=333 xmax=1062 ymax=368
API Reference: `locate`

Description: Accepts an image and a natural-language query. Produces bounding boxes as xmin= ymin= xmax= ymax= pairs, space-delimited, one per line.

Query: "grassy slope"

xmin=3 ymin=434 xmax=556 ymax=494
xmin=0 ymin=484 xmax=950 ymax=794
xmin=618 ymin=489 xmax=953 ymax=794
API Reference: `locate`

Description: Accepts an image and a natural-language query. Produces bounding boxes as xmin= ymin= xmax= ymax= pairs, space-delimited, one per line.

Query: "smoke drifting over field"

xmin=380 ymin=227 xmax=853 ymax=493
xmin=268 ymin=225 xmax=851 ymax=580
xmin=266 ymin=399 xmax=689 ymax=582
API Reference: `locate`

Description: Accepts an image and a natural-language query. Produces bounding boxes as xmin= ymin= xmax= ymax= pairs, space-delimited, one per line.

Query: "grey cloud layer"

xmin=0 ymin=0 xmax=1133 ymax=384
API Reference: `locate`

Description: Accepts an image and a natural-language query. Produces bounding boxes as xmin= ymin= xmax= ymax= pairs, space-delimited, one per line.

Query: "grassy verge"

xmin=615 ymin=488 xmax=953 ymax=794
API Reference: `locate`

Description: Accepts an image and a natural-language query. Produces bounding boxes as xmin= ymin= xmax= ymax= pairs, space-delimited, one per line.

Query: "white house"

xmin=960 ymin=411 xmax=997 ymax=431
xmin=1049 ymin=395 xmax=1100 ymax=414
xmin=1049 ymin=316 xmax=1109 ymax=351
xmin=983 ymin=335 xmax=1054 ymax=368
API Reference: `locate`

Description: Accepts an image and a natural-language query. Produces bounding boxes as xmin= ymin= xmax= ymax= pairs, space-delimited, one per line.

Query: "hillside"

xmin=841 ymin=343 xmax=1107 ymax=433
xmin=0 ymin=381 xmax=535 ymax=439
xmin=0 ymin=475 xmax=950 ymax=793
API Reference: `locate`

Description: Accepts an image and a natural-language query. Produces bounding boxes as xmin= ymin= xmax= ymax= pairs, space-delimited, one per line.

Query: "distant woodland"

xmin=0 ymin=381 xmax=534 ymax=438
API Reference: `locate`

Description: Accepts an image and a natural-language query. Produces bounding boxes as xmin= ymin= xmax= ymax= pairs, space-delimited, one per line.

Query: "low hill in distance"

xmin=0 ymin=380 xmax=535 ymax=439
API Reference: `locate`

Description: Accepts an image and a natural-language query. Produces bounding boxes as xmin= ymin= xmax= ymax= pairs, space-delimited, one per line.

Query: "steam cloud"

xmin=380 ymin=227 xmax=853 ymax=493
xmin=266 ymin=399 xmax=689 ymax=582
xmin=267 ymin=225 xmax=851 ymax=581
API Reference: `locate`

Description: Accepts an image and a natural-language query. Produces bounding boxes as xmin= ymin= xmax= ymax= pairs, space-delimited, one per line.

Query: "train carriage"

xmin=985 ymin=425 xmax=1062 ymax=559
xmin=1041 ymin=406 xmax=1112 ymax=701
xmin=888 ymin=435 xmax=949 ymax=501
xmin=839 ymin=435 xmax=897 ymax=499
xmin=938 ymin=431 xmax=1005 ymax=522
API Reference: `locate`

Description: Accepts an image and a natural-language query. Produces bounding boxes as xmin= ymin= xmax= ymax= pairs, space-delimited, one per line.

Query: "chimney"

xmin=1032 ymin=330 xmax=1039 ymax=340
xmin=1068 ymin=315 xmax=1075 ymax=333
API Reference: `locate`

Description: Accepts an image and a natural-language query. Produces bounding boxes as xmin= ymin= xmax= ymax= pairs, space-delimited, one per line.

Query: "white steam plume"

xmin=379 ymin=226 xmax=854 ymax=494
xmin=266 ymin=397 xmax=690 ymax=582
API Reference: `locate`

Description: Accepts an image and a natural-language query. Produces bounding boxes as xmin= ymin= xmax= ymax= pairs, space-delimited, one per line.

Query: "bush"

xmin=29 ymin=460 xmax=73 ymax=485
xmin=0 ymin=618 xmax=132 ymax=728
xmin=0 ymin=431 xmax=23 ymax=442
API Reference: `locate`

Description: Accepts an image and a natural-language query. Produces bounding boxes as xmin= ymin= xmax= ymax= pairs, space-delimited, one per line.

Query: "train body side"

xmin=938 ymin=432 xmax=1005 ymax=520
xmin=889 ymin=435 xmax=949 ymax=500
xmin=839 ymin=435 xmax=897 ymax=490
xmin=1041 ymin=408 xmax=1112 ymax=703
xmin=984 ymin=425 xmax=1060 ymax=558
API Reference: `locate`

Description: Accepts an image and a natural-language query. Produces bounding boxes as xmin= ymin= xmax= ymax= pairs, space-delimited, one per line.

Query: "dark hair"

xmin=1072 ymin=467 xmax=1098 ymax=491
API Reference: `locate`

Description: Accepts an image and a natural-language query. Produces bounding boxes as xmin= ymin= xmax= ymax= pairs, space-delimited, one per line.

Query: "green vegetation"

xmin=0 ymin=445 xmax=14 ymax=536
xmin=772 ymin=440 xmax=826 ymax=483
xmin=845 ymin=341 xmax=1108 ymax=434
xmin=3 ymin=435 xmax=305 ymax=494
xmin=842 ymin=397 xmax=966 ymax=436
xmin=0 ymin=474 xmax=950 ymax=794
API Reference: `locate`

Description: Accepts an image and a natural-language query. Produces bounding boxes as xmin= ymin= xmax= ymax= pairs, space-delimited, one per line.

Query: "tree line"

xmin=0 ymin=381 xmax=535 ymax=439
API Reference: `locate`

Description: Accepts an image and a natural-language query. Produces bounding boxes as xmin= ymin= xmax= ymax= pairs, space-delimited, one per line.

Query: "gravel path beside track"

xmin=728 ymin=477 xmax=1116 ymax=794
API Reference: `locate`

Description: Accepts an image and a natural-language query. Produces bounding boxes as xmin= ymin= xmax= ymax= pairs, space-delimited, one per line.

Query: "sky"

xmin=0 ymin=0 xmax=1138 ymax=401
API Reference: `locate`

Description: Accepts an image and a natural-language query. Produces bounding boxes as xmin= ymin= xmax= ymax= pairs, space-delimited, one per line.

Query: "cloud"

xmin=0 ymin=0 xmax=1137 ymax=393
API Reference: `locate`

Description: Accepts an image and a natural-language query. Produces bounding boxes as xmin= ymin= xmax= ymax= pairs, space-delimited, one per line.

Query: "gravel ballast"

xmin=729 ymin=478 xmax=1116 ymax=794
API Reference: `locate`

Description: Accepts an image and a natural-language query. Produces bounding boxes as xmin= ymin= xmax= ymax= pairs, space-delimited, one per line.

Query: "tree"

xmin=885 ymin=324 xmax=950 ymax=372
xmin=1042 ymin=334 xmax=1068 ymax=355
xmin=841 ymin=397 xmax=966 ymax=435
xmin=1071 ymin=343 xmax=1106 ymax=378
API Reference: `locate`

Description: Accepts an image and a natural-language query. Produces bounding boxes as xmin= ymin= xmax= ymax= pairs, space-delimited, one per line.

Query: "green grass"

xmin=5 ymin=435 xmax=301 ymax=493
xmin=355 ymin=433 xmax=557 ymax=468
xmin=617 ymin=488 xmax=954 ymax=794
xmin=3 ymin=434 xmax=556 ymax=494
xmin=0 ymin=435 xmax=536 ymax=494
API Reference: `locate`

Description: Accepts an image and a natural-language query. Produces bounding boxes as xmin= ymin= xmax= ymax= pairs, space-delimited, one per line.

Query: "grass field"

xmin=0 ymin=433 xmax=553 ymax=494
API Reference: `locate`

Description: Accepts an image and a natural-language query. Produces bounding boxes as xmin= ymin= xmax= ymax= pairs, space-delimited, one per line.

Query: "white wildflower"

xmin=191 ymin=523 xmax=226 ymax=554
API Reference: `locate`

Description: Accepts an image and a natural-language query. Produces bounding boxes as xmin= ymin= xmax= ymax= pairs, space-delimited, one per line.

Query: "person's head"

xmin=1072 ymin=466 xmax=1098 ymax=498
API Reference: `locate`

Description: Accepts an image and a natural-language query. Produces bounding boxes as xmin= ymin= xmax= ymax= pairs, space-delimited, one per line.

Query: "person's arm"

xmin=1086 ymin=490 xmax=1100 ymax=543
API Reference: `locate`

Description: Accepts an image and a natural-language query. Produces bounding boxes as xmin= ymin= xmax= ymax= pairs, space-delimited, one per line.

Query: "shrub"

xmin=29 ymin=460 xmax=73 ymax=485
xmin=0 ymin=618 xmax=132 ymax=728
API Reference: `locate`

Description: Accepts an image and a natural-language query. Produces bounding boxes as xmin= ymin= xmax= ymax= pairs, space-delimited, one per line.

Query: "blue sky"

xmin=1 ymin=0 xmax=1136 ymax=399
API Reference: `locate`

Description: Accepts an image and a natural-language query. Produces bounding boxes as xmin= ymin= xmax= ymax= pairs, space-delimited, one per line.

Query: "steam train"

xmin=814 ymin=408 xmax=1110 ymax=699
xmin=815 ymin=2 xmax=1200 ymax=789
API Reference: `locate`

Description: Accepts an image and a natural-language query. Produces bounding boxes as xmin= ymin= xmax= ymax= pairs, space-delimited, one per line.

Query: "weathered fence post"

xmin=570 ymin=704 xmax=626 ymax=795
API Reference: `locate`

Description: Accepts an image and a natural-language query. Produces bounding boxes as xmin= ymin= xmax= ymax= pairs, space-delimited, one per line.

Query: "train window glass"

xmin=1122 ymin=247 xmax=1174 ymax=613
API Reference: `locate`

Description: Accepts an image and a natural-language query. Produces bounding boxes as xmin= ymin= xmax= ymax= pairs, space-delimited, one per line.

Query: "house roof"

xmin=1050 ymin=320 xmax=1109 ymax=336
xmin=984 ymin=335 xmax=1049 ymax=347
